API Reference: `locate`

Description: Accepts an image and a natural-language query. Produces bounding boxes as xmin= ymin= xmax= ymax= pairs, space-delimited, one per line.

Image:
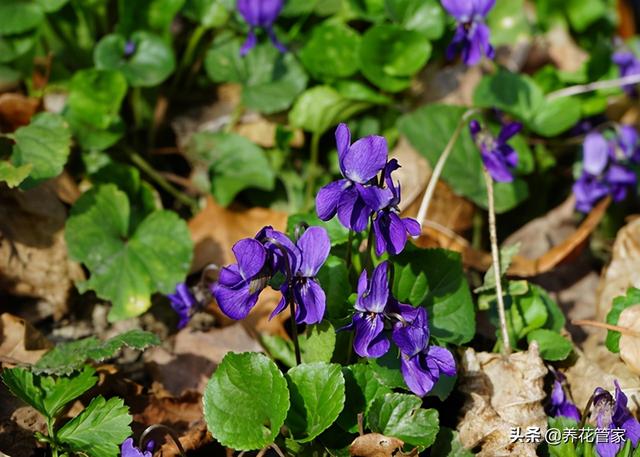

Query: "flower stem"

xmin=304 ymin=132 xmax=322 ymax=211
xmin=173 ymin=24 xmax=207 ymax=89
xmin=126 ymin=148 xmax=199 ymax=213
xmin=483 ymin=169 xmax=511 ymax=356
xmin=346 ymin=230 xmax=354 ymax=271
xmin=47 ymin=420 xmax=59 ymax=457
xmin=546 ymin=73 xmax=640 ymax=100
xmin=415 ymin=109 xmax=479 ymax=232
xmin=288 ymin=295 xmax=302 ymax=365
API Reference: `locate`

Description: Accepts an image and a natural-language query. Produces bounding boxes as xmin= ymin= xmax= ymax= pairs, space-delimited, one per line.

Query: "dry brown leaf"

xmin=412 ymin=62 xmax=483 ymax=107
xmin=349 ymin=433 xmax=411 ymax=457
xmin=144 ymin=322 xmax=262 ymax=396
xmin=0 ymin=93 xmax=39 ymax=132
xmin=0 ymin=383 xmax=46 ymax=456
xmin=0 ymin=313 xmax=51 ymax=365
xmin=617 ymin=305 xmax=640 ymax=375
xmin=457 ymin=343 xmax=547 ymax=457
xmin=596 ymin=217 xmax=640 ymax=321
xmin=546 ymin=26 xmax=589 ymax=73
xmin=0 ymin=184 xmax=85 ymax=320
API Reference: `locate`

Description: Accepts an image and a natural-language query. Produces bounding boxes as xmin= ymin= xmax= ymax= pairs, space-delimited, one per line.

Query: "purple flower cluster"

xmin=120 ymin=438 xmax=154 ymax=457
xmin=211 ymin=226 xmax=330 ymax=325
xmin=470 ymin=120 xmax=522 ymax=182
xmin=591 ymin=381 xmax=640 ymax=457
xmin=316 ymin=124 xmax=420 ymax=256
xmin=343 ymin=262 xmax=456 ymax=397
xmin=237 ymin=0 xmax=286 ymax=56
xmin=573 ymin=127 xmax=638 ymax=213
xmin=613 ymin=50 xmax=640 ymax=96
xmin=548 ymin=372 xmax=581 ymax=422
xmin=442 ymin=0 xmax=495 ymax=66
xmin=167 ymin=283 xmax=198 ymax=329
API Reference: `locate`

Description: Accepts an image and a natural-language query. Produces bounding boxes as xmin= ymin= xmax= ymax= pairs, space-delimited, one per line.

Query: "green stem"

xmin=173 ymin=25 xmax=207 ymax=89
xmin=304 ymin=132 xmax=321 ymax=211
xmin=366 ymin=217 xmax=376 ymax=271
xmin=47 ymin=420 xmax=59 ymax=457
xmin=130 ymin=87 xmax=144 ymax=130
xmin=288 ymin=296 xmax=302 ymax=365
xmin=126 ymin=148 xmax=199 ymax=213
xmin=345 ymin=230 xmax=354 ymax=271
xmin=224 ymin=103 xmax=244 ymax=133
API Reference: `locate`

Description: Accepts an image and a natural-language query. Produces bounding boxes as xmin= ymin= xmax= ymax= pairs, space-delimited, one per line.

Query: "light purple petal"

xmin=335 ymin=123 xmax=351 ymax=165
xmin=595 ymin=440 xmax=620 ymax=457
xmin=356 ymin=261 xmax=390 ymax=314
xmin=392 ymin=307 xmax=429 ymax=357
xmin=342 ymin=135 xmax=388 ymax=184
xmin=583 ymin=132 xmax=610 ymax=175
xmin=297 ymin=226 xmax=330 ymax=277
xmin=293 ymin=279 xmax=326 ymax=324
xmin=446 ymin=25 xmax=467 ymax=62
xmin=212 ymin=279 xmax=260 ymax=320
xmin=472 ymin=0 xmax=495 ymax=17
xmin=267 ymin=27 xmax=287 ymax=53
xmin=619 ymin=125 xmax=639 ymax=159
xmin=403 ymin=217 xmax=421 ymax=237
xmin=441 ymin=0 xmax=474 ymax=20
xmin=400 ymin=354 xmax=437 ymax=397
xmin=316 ymin=179 xmax=349 ymax=221
xmin=463 ymin=22 xmax=491 ymax=66
xmin=261 ymin=228 xmax=301 ymax=275
xmin=482 ymin=150 xmax=514 ymax=182
xmin=237 ymin=0 xmax=283 ymax=27
xmin=469 ymin=120 xmax=481 ymax=138
xmin=270 ymin=289 xmax=288 ymax=320
xmin=360 ymin=185 xmax=393 ymax=212
xmin=426 ymin=345 xmax=457 ymax=377
xmin=240 ymin=29 xmax=257 ymax=56
xmin=121 ymin=438 xmax=152 ymax=457
xmin=337 ymin=186 xmax=372 ymax=232
xmin=607 ymin=164 xmax=637 ymax=186
xmin=352 ymin=312 xmax=390 ymax=358
xmin=233 ymin=238 xmax=267 ymax=280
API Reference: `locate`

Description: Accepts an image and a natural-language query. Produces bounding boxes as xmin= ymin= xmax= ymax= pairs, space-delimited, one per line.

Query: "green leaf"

xmin=260 ymin=333 xmax=298 ymax=368
xmin=65 ymin=185 xmax=193 ymax=321
xmin=490 ymin=284 xmax=548 ymax=346
xmin=301 ymin=322 xmax=337 ymax=364
xmin=34 ymin=330 xmax=160 ymax=375
xmin=367 ymin=393 xmax=439 ymax=449
xmin=57 ymin=396 xmax=132 ymax=457
xmin=94 ymin=32 xmax=176 ymax=87
xmin=486 ymin=0 xmax=530 ymax=46
xmin=474 ymin=243 xmax=521 ymax=293
xmin=0 ymin=32 xmax=38 ymax=63
xmin=526 ymin=329 xmax=572 ymax=361
xmin=1 ymin=367 xmax=46 ymax=415
xmin=431 ymin=427 xmax=474 ymax=457
xmin=287 ymin=213 xmax=350 ymax=246
xmin=473 ymin=69 xmax=544 ymax=122
xmin=299 ymin=21 xmax=361 ymax=81
xmin=385 ymin=0 xmax=445 ymax=40
xmin=188 ymin=132 xmax=276 ymax=206
xmin=606 ymin=288 xmax=640 ymax=353
xmin=0 ymin=1 xmax=44 ymax=35
xmin=337 ymin=364 xmax=392 ymax=433
xmin=0 ymin=161 xmax=31 ymax=187
xmin=34 ymin=0 xmax=69 ymax=13
xmin=359 ymin=24 xmax=431 ymax=92
xmin=282 ymin=0 xmax=342 ymax=16
xmin=63 ymin=68 xmax=128 ymax=151
xmin=564 ymin=0 xmax=607 ymax=32
xmin=333 ymin=80 xmax=392 ymax=105
xmin=289 ymin=85 xmax=370 ymax=134
xmin=117 ymin=0 xmax=185 ymax=36
xmin=182 ymin=0 xmax=232 ymax=27
xmin=286 ymin=362 xmax=346 ymax=443
xmin=529 ymin=97 xmax=582 ymax=137
xmin=392 ymin=247 xmax=475 ymax=345
xmin=204 ymin=37 xmax=308 ymax=114
xmin=317 ymin=256 xmax=352 ymax=321
xmin=367 ymin=351 xmax=407 ymax=390
xmin=398 ymin=104 xmax=529 ymax=212
xmin=10 ymin=112 xmax=72 ymax=188
xmin=203 ymin=352 xmax=290 ymax=450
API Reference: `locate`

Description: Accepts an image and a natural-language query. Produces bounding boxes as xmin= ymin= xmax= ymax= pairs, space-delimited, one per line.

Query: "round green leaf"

xmin=529 ymin=97 xmax=582 ymax=137
xmin=385 ymin=0 xmax=445 ymax=40
xmin=182 ymin=0 xmax=232 ymax=27
xmin=486 ymin=0 xmax=530 ymax=45
xmin=11 ymin=113 xmax=71 ymax=188
xmin=203 ymin=352 xmax=290 ymax=451
xmin=359 ymin=24 xmax=431 ymax=92
xmin=286 ymin=362 xmax=345 ymax=443
xmin=0 ymin=31 xmax=37 ymax=63
xmin=34 ymin=0 xmax=69 ymax=13
xmin=94 ymin=32 xmax=176 ymax=87
xmin=0 ymin=161 xmax=31 ymax=188
xmin=65 ymin=185 xmax=193 ymax=321
xmin=299 ymin=21 xmax=361 ymax=81
xmin=0 ymin=1 xmax=44 ymax=36
xmin=526 ymin=329 xmax=573 ymax=361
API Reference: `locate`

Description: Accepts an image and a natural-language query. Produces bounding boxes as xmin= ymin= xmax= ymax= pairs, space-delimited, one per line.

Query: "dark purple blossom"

xmin=167 ymin=283 xmax=197 ymax=329
xmin=573 ymin=131 xmax=637 ymax=213
xmin=237 ymin=0 xmax=286 ymax=56
xmin=316 ymin=123 xmax=388 ymax=232
xmin=613 ymin=51 xmax=640 ymax=96
xmin=470 ymin=120 xmax=521 ymax=182
xmin=268 ymin=226 xmax=330 ymax=324
xmin=442 ymin=0 xmax=495 ymax=66
xmin=548 ymin=377 xmax=581 ymax=422
xmin=363 ymin=159 xmax=421 ymax=256
xmin=212 ymin=238 xmax=270 ymax=320
xmin=120 ymin=438 xmax=153 ymax=457
xmin=592 ymin=381 xmax=640 ymax=457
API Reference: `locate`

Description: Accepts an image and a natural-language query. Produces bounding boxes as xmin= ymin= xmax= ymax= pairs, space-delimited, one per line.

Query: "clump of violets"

xmin=573 ymin=129 xmax=638 ymax=213
xmin=121 ymin=438 xmax=154 ymax=457
xmin=167 ymin=283 xmax=198 ymax=329
xmin=316 ymin=123 xmax=420 ymax=256
xmin=548 ymin=372 xmax=581 ymax=422
xmin=591 ymin=381 xmax=640 ymax=457
xmin=442 ymin=0 xmax=495 ymax=66
xmin=613 ymin=50 xmax=640 ymax=96
xmin=342 ymin=261 xmax=456 ymax=397
xmin=470 ymin=119 xmax=522 ymax=182
xmin=237 ymin=0 xmax=286 ymax=56
xmin=211 ymin=226 xmax=330 ymax=325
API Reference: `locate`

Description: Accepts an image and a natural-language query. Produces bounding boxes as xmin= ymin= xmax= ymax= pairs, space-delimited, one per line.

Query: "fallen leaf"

xmin=0 ymin=383 xmax=46 ymax=457
xmin=457 ymin=343 xmax=547 ymax=457
xmin=0 ymin=184 xmax=85 ymax=320
xmin=617 ymin=305 xmax=640 ymax=375
xmin=596 ymin=217 xmax=640 ymax=320
xmin=412 ymin=62 xmax=482 ymax=107
xmin=144 ymin=322 xmax=262 ymax=396
xmin=0 ymin=93 xmax=39 ymax=132
xmin=0 ymin=313 xmax=51 ymax=365
xmin=546 ymin=26 xmax=589 ymax=73
xmin=349 ymin=433 xmax=412 ymax=457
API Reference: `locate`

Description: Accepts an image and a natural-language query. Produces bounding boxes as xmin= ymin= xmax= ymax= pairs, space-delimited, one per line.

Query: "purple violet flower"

xmin=613 ymin=51 xmax=640 ymax=96
xmin=268 ymin=226 xmax=330 ymax=324
xmin=592 ymin=381 xmax=640 ymax=457
xmin=120 ymin=438 xmax=153 ymax=457
xmin=470 ymin=119 xmax=521 ymax=182
xmin=618 ymin=125 xmax=640 ymax=162
xmin=549 ymin=378 xmax=581 ymax=422
xmin=573 ymin=131 xmax=637 ymax=213
xmin=212 ymin=237 xmax=271 ymax=320
xmin=123 ymin=40 xmax=136 ymax=58
xmin=442 ymin=0 xmax=495 ymax=66
xmin=237 ymin=0 xmax=286 ymax=56
xmin=167 ymin=283 xmax=198 ymax=329
xmin=363 ymin=159 xmax=420 ymax=256
xmin=316 ymin=123 xmax=388 ymax=232
xmin=392 ymin=306 xmax=456 ymax=397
